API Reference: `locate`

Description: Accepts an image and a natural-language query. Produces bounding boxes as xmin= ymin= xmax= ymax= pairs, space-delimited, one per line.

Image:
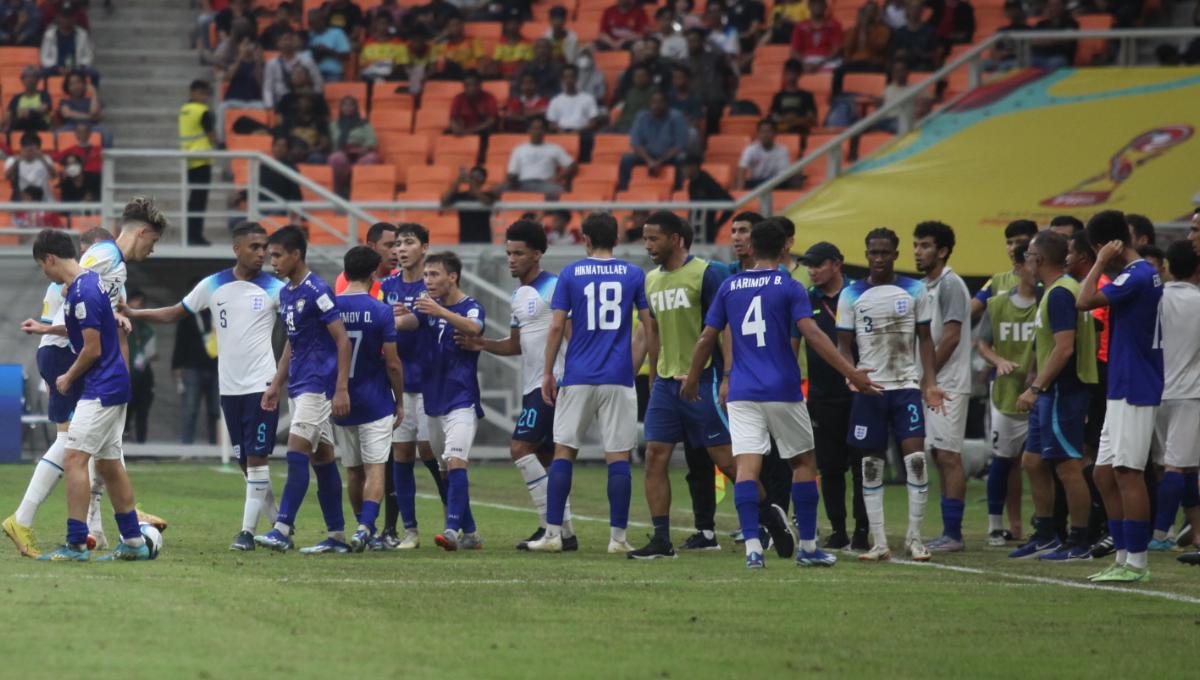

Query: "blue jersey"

xmin=1101 ymin=259 xmax=1164 ymax=405
xmin=705 ymin=269 xmax=811 ymax=402
xmin=552 ymin=257 xmax=648 ymax=387
xmin=380 ymin=274 xmax=427 ymax=394
xmin=413 ymin=296 xmax=484 ymax=418
xmin=64 ymin=270 xmax=130 ymax=406
xmin=280 ymin=272 xmax=340 ymax=398
xmin=335 ymin=293 xmax=398 ymax=426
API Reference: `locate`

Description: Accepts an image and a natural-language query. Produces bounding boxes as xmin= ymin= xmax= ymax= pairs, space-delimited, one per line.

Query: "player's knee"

xmin=903 ymin=451 xmax=928 ymax=485
xmin=862 ymin=456 xmax=884 ymax=487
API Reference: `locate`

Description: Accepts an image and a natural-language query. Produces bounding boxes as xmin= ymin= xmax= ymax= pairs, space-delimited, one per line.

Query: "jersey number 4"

xmin=741 ymin=296 xmax=766 ymax=347
xmin=583 ymin=281 xmax=621 ymax=331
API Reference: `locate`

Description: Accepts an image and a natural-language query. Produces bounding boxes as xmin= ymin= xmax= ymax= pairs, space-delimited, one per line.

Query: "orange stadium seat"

xmin=485 ymin=133 xmax=526 ymax=165
xmin=705 ymin=134 xmax=748 ymax=167
xmin=434 ymin=134 xmax=481 ymax=168
xmin=370 ymin=105 xmax=413 ymax=133
xmin=628 ymin=166 xmax=674 ymax=195
xmin=1076 ymin=14 xmax=1114 ymax=65
xmin=227 ymin=135 xmax=273 ymax=154
xmin=719 ymin=115 xmax=760 ymax=138
xmin=590 ymin=134 xmax=630 ymax=164
xmin=371 ymin=84 xmax=413 ymax=111
xmin=413 ymin=105 xmax=451 ymax=134
xmin=352 ymin=164 xmax=398 ymax=200
xmin=545 ymin=134 xmax=581 ymax=160
xmin=324 ymin=81 xmax=368 ymax=113
xmin=297 ymin=164 xmax=335 ymax=201
xmin=304 ymin=211 xmax=354 ymax=246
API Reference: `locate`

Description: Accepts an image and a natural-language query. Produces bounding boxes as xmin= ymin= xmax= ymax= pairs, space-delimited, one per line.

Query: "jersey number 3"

xmin=583 ymin=281 xmax=621 ymax=331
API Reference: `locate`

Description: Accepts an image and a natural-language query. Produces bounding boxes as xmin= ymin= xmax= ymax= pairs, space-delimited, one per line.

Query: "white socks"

xmin=1126 ymin=549 xmax=1147 ymax=569
xmin=14 ymin=433 xmax=67 ymax=526
xmin=242 ymin=465 xmax=273 ymax=533
xmin=904 ymin=452 xmax=929 ymax=540
xmin=87 ymin=457 xmax=105 ymax=537
xmin=516 ymin=454 xmax=575 ymax=538
xmin=988 ymin=514 xmax=1004 ymax=533
xmin=610 ymin=526 xmax=627 ymax=544
xmin=862 ymin=457 xmax=887 ymax=548
xmin=744 ymin=538 xmax=763 ymax=556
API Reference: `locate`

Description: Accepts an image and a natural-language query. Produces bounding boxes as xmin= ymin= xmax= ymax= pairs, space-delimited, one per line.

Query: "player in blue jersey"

xmin=682 ymin=220 xmax=881 ymax=569
xmin=395 ymin=252 xmax=486 ymax=551
xmin=526 ymin=212 xmax=651 ymax=554
xmin=255 ymin=226 xmax=354 ymax=554
xmin=380 ymin=222 xmax=448 ymax=550
xmin=31 ymin=230 xmax=152 ymax=561
xmin=122 ymin=222 xmax=286 ymax=551
xmin=1076 ymin=210 xmax=1164 ymax=583
xmin=335 ymin=246 xmax=405 ymax=552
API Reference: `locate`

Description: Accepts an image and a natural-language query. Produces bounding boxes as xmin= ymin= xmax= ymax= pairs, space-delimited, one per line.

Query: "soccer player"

xmin=913 ymin=221 xmax=972 ymax=552
xmin=969 ymin=219 xmax=1038 ymax=322
xmin=255 ymin=226 xmax=354 ymax=554
xmin=335 ymin=246 xmax=405 ymax=552
xmin=334 ymin=222 xmax=398 ymax=295
xmin=1148 ymin=240 xmax=1200 ymax=551
xmin=975 ymin=242 xmax=1038 ymax=547
xmin=380 ymin=222 xmax=448 ymax=549
xmin=526 ymin=213 xmax=650 ymax=554
xmin=454 ymin=220 xmax=579 ymax=550
xmin=122 ymin=222 xmax=285 ymax=551
xmin=395 ymin=252 xmax=486 ymax=551
xmin=1076 ymin=210 xmax=1164 ymax=583
xmin=31 ymin=229 xmax=151 ymax=561
xmin=727 ymin=211 xmax=764 ymax=274
xmin=681 ymin=220 xmax=880 ymax=568
xmin=838 ymin=227 xmax=946 ymax=563
xmin=1008 ymin=231 xmax=1097 ymax=561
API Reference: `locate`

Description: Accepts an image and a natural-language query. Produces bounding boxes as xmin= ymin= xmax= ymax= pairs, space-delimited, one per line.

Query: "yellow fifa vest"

xmin=179 ymin=101 xmax=213 ymax=169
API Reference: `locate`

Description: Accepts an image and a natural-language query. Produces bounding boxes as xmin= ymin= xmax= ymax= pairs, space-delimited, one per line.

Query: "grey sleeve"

xmin=939 ymin=277 xmax=970 ymax=325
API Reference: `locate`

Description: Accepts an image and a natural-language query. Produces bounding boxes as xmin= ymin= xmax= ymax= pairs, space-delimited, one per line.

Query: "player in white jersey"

xmin=455 ymin=220 xmax=577 ymax=550
xmin=122 ymin=223 xmax=286 ymax=550
xmin=913 ymin=221 xmax=973 ymax=553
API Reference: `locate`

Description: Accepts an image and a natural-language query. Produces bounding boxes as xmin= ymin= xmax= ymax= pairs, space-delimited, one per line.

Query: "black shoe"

xmin=823 ymin=531 xmax=850 ymax=550
xmin=758 ymin=525 xmax=773 ymax=551
xmin=562 ymin=534 xmax=579 ymax=552
xmin=850 ymin=527 xmax=870 ymax=552
xmin=229 ymin=530 xmax=254 ymax=551
xmin=681 ymin=531 xmax=721 ymax=551
xmin=1090 ymin=534 xmax=1115 ymax=559
xmin=1178 ymin=549 xmax=1200 ymax=566
xmin=627 ymin=535 xmax=677 ymax=560
xmin=760 ymin=504 xmax=797 ymax=558
xmin=516 ymin=527 xmax=545 ymax=551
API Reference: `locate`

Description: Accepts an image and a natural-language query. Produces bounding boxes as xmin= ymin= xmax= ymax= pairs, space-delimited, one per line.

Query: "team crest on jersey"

xmin=854 ymin=425 xmax=868 ymax=440
xmin=527 ymin=299 xmax=536 ymax=316
xmin=1113 ymin=273 xmax=1129 ymax=286
xmin=296 ymin=298 xmax=306 ymax=312
xmin=386 ymin=292 xmax=400 ymax=304
xmin=894 ymin=298 xmax=909 ymax=315
xmin=74 ymin=302 xmax=86 ymax=319
xmin=252 ymin=295 xmax=264 ymax=311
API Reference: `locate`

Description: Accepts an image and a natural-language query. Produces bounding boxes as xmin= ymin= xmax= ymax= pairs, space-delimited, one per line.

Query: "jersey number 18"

xmin=583 ymin=281 xmax=621 ymax=330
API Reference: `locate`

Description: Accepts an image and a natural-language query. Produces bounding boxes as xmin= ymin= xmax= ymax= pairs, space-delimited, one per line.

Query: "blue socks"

xmin=652 ymin=515 xmax=670 ymax=542
xmin=1123 ymin=518 xmax=1150 ymax=554
xmin=607 ymin=460 xmax=631 ymax=530
xmin=313 ymin=461 xmax=344 ymax=533
xmin=67 ymin=518 xmax=88 ymax=546
xmin=792 ymin=481 xmax=819 ymax=545
xmin=446 ymin=468 xmax=469 ymax=532
xmin=394 ymin=460 xmax=417 ymax=529
xmin=546 ymin=459 xmax=573 ymax=527
xmin=277 ymin=451 xmax=311 ymax=527
xmin=462 ymin=503 xmax=477 ymax=534
xmin=360 ymin=500 xmax=380 ymax=534
xmin=1155 ymin=471 xmax=1184 ymax=533
xmin=986 ymin=457 xmax=1011 ymax=516
xmin=941 ymin=497 xmax=965 ymax=541
xmin=734 ymin=480 xmax=759 ymax=541
xmin=114 ymin=509 xmax=140 ymax=541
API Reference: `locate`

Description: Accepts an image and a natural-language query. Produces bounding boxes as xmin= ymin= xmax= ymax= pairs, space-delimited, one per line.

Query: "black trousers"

xmin=126 ymin=370 xmax=153 ymax=444
xmin=186 ymin=164 xmax=211 ymax=243
xmin=809 ymin=397 xmax=866 ymax=534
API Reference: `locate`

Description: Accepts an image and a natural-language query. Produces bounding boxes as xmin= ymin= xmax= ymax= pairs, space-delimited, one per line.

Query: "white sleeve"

xmin=507 ymin=147 xmax=521 ymax=175
xmin=546 ymin=97 xmax=562 ymax=125
xmin=836 ymin=289 xmax=856 ymax=332
xmin=181 ymin=276 xmax=213 ymax=313
xmin=738 ymin=145 xmax=754 ymax=170
xmin=554 ymin=144 xmax=573 ymax=166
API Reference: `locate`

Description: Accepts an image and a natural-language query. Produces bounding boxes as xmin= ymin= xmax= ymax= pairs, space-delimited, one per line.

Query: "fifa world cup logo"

xmin=1040 ymin=125 xmax=1194 ymax=208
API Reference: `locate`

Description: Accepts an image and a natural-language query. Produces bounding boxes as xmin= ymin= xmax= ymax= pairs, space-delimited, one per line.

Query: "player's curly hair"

xmin=121 ymin=196 xmax=169 ymax=235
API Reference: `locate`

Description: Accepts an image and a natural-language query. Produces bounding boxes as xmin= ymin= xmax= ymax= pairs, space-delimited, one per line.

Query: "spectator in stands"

xmin=513 ymin=38 xmax=562 ymax=98
xmin=173 ymin=283 xmax=220 ymax=446
xmin=56 ymin=122 xmax=100 ymax=197
xmin=1031 ymin=0 xmax=1079 ymax=69
xmin=790 ymin=0 xmax=844 ymax=72
xmin=833 ymin=0 xmax=890 ymax=95
xmin=503 ymin=116 xmax=576 ymax=197
xmin=544 ymin=209 xmax=582 ymax=246
xmin=597 ymin=0 xmax=650 ymax=51
xmin=6 ymin=65 xmax=51 ymax=132
xmin=612 ymin=64 xmax=654 ymax=131
xmin=56 ymin=69 xmax=111 ymax=147
xmin=726 ymin=0 xmax=767 ymax=58
xmin=212 ymin=16 xmax=256 ymax=74
xmin=487 ymin=13 xmax=533 ymax=80
xmin=928 ymin=0 xmax=975 ymax=54
xmin=882 ymin=0 xmax=907 ymax=30
xmin=0 ymin=0 xmax=41 ymax=46
xmin=650 ymin=6 xmax=688 ymax=60
xmin=666 ymin=65 xmax=702 ymax=153
xmin=673 ymin=0 xmax=704 ymax=31
xmin=502 ymin=72 xmax=548 ymax=132
xmin=441 ymin=165 xmax=495 ymax=243
xmin=543 ymin=5 xmax=580 ymax=63
xmin=433 ymin=16 xmax=483 ymax=79
xmin=14 ymin=186 xmax=64 ymax=228
xmin=6 ymin=131 xmax=55 ymax=200
xmin=323 ymin=0 xmax=367 ymax=34
xmin=574 ymin=47 xmax=607 ymax=102
xmin=889 ymin=1 xmax=939 ymax=71
xmin=214 ymin=0 xmax=256 ymax=45
xmin=684 ymin=28 xmax=736 ymax=133
xmin=124 ymin=289 xmax=156 ymax=444
xmin=680 ymin=154 xmax=733 ymax=243
xmin=546 ymin=64 xmax=602 ymax=160
xmin=57 ymin=152 xmax=93 ymax=202
xmin=41 ymin=0 xmax=89 ymax=31
xmin=397 ymin=26 xmax=436 ymax=86
xmin=871 ymin=59 xmax=931 ymax=133
xmin=737 ymin=118 xmax=793 ymax=190
xmin=39 ymin=9 xmax=97 ymax=83
xmin=274 ymin=66 xmax=330 ymax=128
xmin=766 ymin=0 xmax=810 ymax=44
xmin=263 ymin=27 xmax=324 ymax=108
xmin=282 ymin=93 xmax=331 ymax=163
xmin=402 ymin=0 xmax=460 ymax=38
xmin=259 ymin=3 xmax=298 ymax=51
xmin=702 ymin=4 xmax=740 ymax=58
xmin=614 ymin=38 xmax=674 ymax=102
xmin=328 ymin=96 xmax=380 ymax=198
xmin=256 ymin=135 xmax=302 ymax=213
xmin=987 ymin=0 xmax=1028 ymax=71
xmin=367 ymin=0 xmax=406 ymax=27
xmin=770 ymin=58 xmax=817 ymax=133
xmin=360 ymin=12 xmax=406 ymax=81
xmin=308 ymin=9 xmax=352 ymax=82
xmin=449 ymin=70 xmax=499 ymax=137
xmin=475 ymin=0 xmax=533 ymax=22
xmin=618 ymin=90 xmax=688 ymax=190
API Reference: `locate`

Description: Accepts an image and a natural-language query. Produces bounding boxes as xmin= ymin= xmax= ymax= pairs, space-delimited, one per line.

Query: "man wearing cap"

xmin=802 ymin=242 xmax=868 ymax=550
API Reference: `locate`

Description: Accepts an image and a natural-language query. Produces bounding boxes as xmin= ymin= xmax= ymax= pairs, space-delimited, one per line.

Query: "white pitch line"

xmin=413 ymin=493 xmax=699 ymax=534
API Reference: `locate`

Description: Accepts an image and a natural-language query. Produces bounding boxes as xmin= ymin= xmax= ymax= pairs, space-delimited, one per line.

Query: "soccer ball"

xmin=140 ymin=522 xmax=163 ymax=560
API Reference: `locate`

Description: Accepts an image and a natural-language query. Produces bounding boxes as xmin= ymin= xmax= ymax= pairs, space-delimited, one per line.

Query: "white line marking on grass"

xmin=414 ymin=493 xmax=700 ymax=534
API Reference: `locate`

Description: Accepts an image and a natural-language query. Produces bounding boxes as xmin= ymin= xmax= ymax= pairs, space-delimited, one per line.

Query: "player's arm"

xmin=383 ymin=340 xmax=405 ymax=423
xmin=56 ymin=327 xmax=101 ymax=395
xmin=933 ymin=320 xmax=961 ymax=372
xmin=975 ymin=338 xmax=1015 ymax=375
xmin=456 ymin=327 xmax=520 ymax=355
xmin=122 ymin=302 xmax=188 ymax=324
xmin=797 ymin=318 xmax=882 ymax=396
xmin=541 ymin=309 xmax=568 ymax=406
xmin=645 ymin=316 xmax=659 ymax=384
xmin=413 ymin=297 xmax=482 ymax=336
xmin=917 ymin=323 xmax=946 ymax=411
xmin=969 ymin=297 xmax=985 ymax=321
xmin=262 ymin=340 xmax=291 ymax=411
xmin=1076 ymin=240 xmax=1123 ymax=311
xmin=394 ymin=304 xmax=419 ymax=331
xmin=326 ymin=318 xmax=352 ymax=418
xmin=837 ymin=329 xmax=855 ymax=366
xmin=680 ymin=325 xmax=722 ymax=401
xmin=20 ymin=319 xmax=67 ymax=336
xmin=631 ymin=320 xmax=646 ymax=371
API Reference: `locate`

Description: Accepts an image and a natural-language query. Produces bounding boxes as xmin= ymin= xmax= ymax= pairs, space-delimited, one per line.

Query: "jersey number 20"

xmin=583 ymin=281 xmax=621 ymax=330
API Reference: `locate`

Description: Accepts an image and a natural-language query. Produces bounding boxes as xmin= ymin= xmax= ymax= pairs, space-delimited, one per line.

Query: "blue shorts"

xmin=1028 ymin=385 xmax=1088 ymax=461
xmin=644 ymin=376 xmax=731 ymax=447
xmin=37 ymin=345 xmax=81 ymax=424
xmin=513 ymin=389 xmax=555 ymax=446
xmin=847 ymin=388 xmax=925 ymax=450
xmin=220 ymin=393 xmax=279 ymax=462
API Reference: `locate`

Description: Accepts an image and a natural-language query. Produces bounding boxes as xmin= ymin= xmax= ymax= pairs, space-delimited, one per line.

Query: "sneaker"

xmin=681 ymin=531 xmax=721 ymax=551
xmin=627 ymin=536 xmax=677 ymax=560
xmin=1177 ymin=549 xmax=1200 ymax=566
xmin=368 ymin=535 xmax=387 ymax=551
xmin=96 ymin=541 xmax=151 ymax=561
xmin=606 ymin=538 xmax=634 ymax=554
xmin=229 ymin=531 xmax=255 ymax=551
xmin=822 ymin=531 xmax=850 ymax=550
xmin=987 ymin=529 xmax=1013 ymax=547
xmin=906 ymin=537 xmax=931 ymax=562
xmin=850 ymin=528 xmax=870 ymax=552
xmin=745 ymin=551 xmax=766 ymax=569
xmin=1147 ymin=538 xmax=1176 ymax=551
xmin=299 ymin=538 xmax=351 ymax=554
xmin=434 ymin=529 xmax=461 ymax=552
xmin=1092 ymin=565 xmax=1150 ymax=583
xmin=758 ymin=526 xmax=774 ymax=552
xmin=516 ymin=527 xmax=545 ymax=551
xmin=1038 ymin=542 xmax=1093 ymax=561
xmin=380 ymin=530 xmax=402 ymax=550
xmin=254 ymin=529 xmax=294 ymax=552
xmin=796 ymin=548 xmax=838 ymax=567
xmin=926 ymin=535 xmax=965 ymax=553
xmin=562 ymin=534 xmax=579 ymax=552
xmin=858 ymin=544 xmax=891 ymax=562
xmin=1176 ymin=523 xmax=1193 ymax=547
xmin=458 ymin=532 xmax=483 ymax=550
xmin=761 ymin=504 xmax=796 ymax=558
xmin=1009 ymin=535 xmax=1060 ymax=559
xmin=730 ymin=529 xmax=746 ymax=544
xmin=2 ymin=514 xmax=39 ymax=558
xmin=36 ymin=544 xmax=89 ymax=561
xmin=397 ymin=529 xmax=420 ymax=550
xmin=527 ymin=532 xmax=564 ymax=553
xmin=135 ymin=506 xmax=168 ymax=533
xmin=1087 ymin=563 xmax=1124 ymax=581
xmin=1090 ymin=534 xmax=1115 ymax=559
xmin=349 ymin=529 xmax=372 ymax=553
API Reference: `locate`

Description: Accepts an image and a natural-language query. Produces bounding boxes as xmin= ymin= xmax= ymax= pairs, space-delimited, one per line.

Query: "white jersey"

xmin=511 ymin=270 xmax=564 ymax=395
xmin=837 ymin=275 xmax=932 ymax=391
xmin=1160 ymin=281 xmax=1200 ymax=400
xmin=182 ymin=269 xmax=284 ymax=396
xmin=39 ymin=282 xmax=71 ymax=349
xmin=79 ymin=239 xmax=127 ymax=309
xmin=921 ymin=266 xmax=972 ymax=394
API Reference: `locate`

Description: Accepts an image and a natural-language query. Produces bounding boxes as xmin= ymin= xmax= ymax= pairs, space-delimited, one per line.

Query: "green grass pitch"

xmin=1 ymin=461 xmax=1197 ymax=679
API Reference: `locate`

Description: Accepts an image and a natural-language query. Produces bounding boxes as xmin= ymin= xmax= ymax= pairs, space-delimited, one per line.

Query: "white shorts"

xmin=392 ymin=392 xmax=430 ymax=444
xmin=1097 ymin=399 xmax=1158 ymax=470
xmin=289 ymin=393 xmax=335 ymax=450
xmin=727 ymin=401 xmax=814 ymax=459
xmin=926 ymin=391 xmax=969 ymax=454
xmin=1154 ymin=399 xmax=1200 ymax=469
xmin=66 ymin=399 xmax=126 ymax=460
xmin=990 ymin=406 xmax=1028 ymax=459
xmin=429 ymin=408 xmax=478 ymax=462
xmin=553 ymin=384 xmax=637 ymax=453
xmin=337 ymin=415 xmax=395 ymax=466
